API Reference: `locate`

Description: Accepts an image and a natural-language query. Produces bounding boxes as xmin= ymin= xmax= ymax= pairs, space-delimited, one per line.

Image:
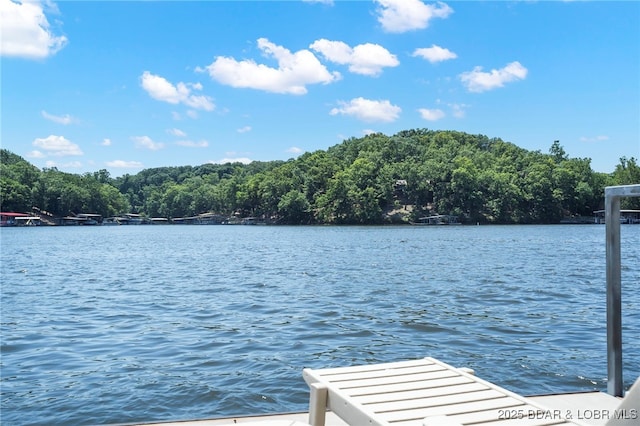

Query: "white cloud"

xmin=175 ymin=140 xmax=208 ymax=148
xmin=140 ymin=71 xmax=215 ymax=110
xmin=449 ymin=103 xmax=468 ymax=118
xmin=204 ymin=38 xmax=341 ymax=95
xmin=0 ymin=0 xmax=68 ymax=59
xmin=330 ymin=97 xmax=401 ymax=122
xmin=210 ymin=157 xmax=253 ymax=165
xmin=580 ymin=135 xmax=610 ymax=143
xmin=310 ymin=39 xmax=399 ymax=76
xmin=412 ymin=45 xmax=457 ymax=63
xmin=363 ymin=129 xmax=377 ymax=136
xmin=460 ymin=61 xmax=528 ymax=93
xmin=32 ymin=135 xmax=82 ymax=156
xmin=237 ymin=126 xmax=252 ymax=133
xmin=43 ymin=160 xmax=82 ymax=169
xmin=167 ymin=128 xmax=187 ymax=137
xmin=419 ymin=108 xmax=445 ymax=121
xmin=375 ymin=0 xmax=453 ymax=33
xmin=101 ymin=138 xmax=112 ymax=146
xmin=41 ymin=110 xmax=76 ymax=125
xmin=311 ymin=39 xmax=352 ymax=64
xmin=131 ymin=135 xmax=164 ymax=151
xmin=286 ymin=146 xmax=303 ymax=154
xmin=106 ymin=160 xmax=144 ymax=169
xmin=26 ymin=150 xmax=45 ymax=158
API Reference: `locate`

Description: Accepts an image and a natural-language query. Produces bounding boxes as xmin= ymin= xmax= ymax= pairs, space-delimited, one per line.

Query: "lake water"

xmin=1 ymin=224 xmax=638 ymax=425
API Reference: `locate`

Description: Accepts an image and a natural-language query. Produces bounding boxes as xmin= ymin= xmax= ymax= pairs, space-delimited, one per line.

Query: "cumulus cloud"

xmin=0 ymin=0 xmax=68 ymax=59
xmin=175 ymin=140 xmax=208 ymax=148
xmin=375 ymin=0 xmax=453 ymax=33
xmin=106 ymin=160 xmax=144 ymax=169
xmin=330 ymin=97 xmax=401 ymax=122
xmin=140 ymin=71 xmax=215 ymax=110
xmin=41 ymin=110 xmax=76 ymax=125
xmin=101 ymin=138 xmax=112 ymax=146
xmin=32 ymin=135 xmax=82 ymax=156
xmin=237 ymin=126 xmax=252 ymax=133
xmin=413 ymin=45 xmax=457 ymax=63
xmin=310 ymin=39 xmax=399 ymax=76
xmin=132 ymin=135 xmax=164 ymax=151
xmin=203 ymin=38 xmax=341 ymax=95
xmin=418 ymin=108 xmax=445 ymax=121
xmin=167 ymin=128 xmax=187 ymax=137
xmin=459 ymin=61 xmax=528 ymax=93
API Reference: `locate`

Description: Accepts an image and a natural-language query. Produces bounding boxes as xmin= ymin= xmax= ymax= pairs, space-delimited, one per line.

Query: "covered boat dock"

xmin=593 ymin=209 xmax=640 ymax=224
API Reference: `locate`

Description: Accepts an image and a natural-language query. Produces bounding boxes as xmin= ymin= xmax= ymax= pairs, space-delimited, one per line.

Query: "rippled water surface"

xmin=1 ymin=225 xmax=638 ymax=425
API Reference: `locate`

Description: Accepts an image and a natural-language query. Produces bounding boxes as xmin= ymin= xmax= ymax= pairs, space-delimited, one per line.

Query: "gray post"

xmin=604 ymin=184 xmax=640 ymax=397
xmin=605 ymin=188 xmax=622 ymax=397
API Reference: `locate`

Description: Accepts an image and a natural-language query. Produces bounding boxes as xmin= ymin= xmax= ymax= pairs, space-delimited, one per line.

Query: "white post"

xmin=308 ymin=382 xmax=328 ymax=426
xmin=604 ymin=185 xmax=640 ymax=397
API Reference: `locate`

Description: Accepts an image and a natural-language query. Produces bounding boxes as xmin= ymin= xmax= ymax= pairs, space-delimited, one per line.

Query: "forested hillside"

xmin=2 ymin=129 xmax=638 ymax=224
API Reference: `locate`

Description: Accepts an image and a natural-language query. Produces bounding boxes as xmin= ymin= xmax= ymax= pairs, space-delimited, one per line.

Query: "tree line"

xmin=2 ymin=129 xmax=639 ymax=224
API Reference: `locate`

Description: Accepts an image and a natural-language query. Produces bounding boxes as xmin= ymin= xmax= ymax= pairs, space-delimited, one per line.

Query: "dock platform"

xmin=132 ymin=391 xmax=621 ymax=426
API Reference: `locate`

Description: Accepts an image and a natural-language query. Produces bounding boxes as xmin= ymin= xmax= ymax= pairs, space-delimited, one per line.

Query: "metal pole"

xmin=605 ymin=189 xmax=623 ymax=397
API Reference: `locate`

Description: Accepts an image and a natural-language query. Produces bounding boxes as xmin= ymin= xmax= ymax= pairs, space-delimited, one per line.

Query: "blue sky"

xmin=1 ymin=0 xmax=639 ymax=177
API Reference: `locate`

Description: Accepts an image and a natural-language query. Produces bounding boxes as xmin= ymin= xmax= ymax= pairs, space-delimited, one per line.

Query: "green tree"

xmin=549 ymin=140 xmax=568 ymax=163
xmin=1 ymin=130 xmax=628 ymax=225
xmin=277 ymin=190 xmax=311 ymax=223
xmin=612 ymin=157 xmax=640 ymax=209
xmin=523 ymin=159 xmax=562 ymax=223
xmin=0 ymin=150 xmax=40 ymax=212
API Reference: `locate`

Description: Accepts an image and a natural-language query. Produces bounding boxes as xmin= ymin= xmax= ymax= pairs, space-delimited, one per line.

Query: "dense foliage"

xmin=1 ymin=149 xmax=129 ymax=218
xmin=2 ymin=130 xmax=638 ymax=224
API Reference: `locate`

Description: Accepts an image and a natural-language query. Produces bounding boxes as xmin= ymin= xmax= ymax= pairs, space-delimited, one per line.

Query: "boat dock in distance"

xmin=412 ymin=214 xmax=461 ymax=225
